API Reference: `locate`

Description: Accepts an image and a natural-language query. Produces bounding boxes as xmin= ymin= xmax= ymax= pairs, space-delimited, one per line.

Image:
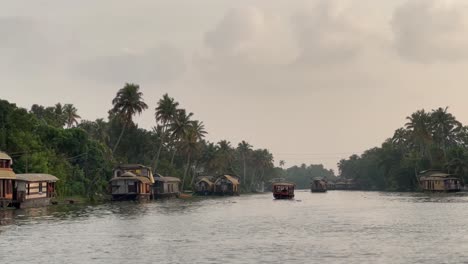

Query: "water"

xmin=2 ymin=190 xmax=468 ymax=263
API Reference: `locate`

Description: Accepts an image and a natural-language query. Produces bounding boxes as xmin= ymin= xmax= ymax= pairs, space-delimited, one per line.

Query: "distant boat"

xmin=272 ymin=182 xmax=295 ymax=199
xmin=109 ymin=164 xmax=155 ymax=201
xmin=419 ymin=170 xmax=462 ymax=192
xmin=311 ymin=179 xmax=327 ymax=193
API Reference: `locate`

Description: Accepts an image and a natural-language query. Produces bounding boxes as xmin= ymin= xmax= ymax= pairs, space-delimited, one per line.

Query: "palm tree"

xmin=430 ymin=107 xmax=461 ymax=160
xmin=405 ymin=110 xmax=432 ymax=160
xmin=237 ymin=141 xmax=252 ymax=185
xmin=152 ymin=94 xmax=179 ymax=169
xmin=168 ymin=109 xmax=193 ymax=166
xmin=180 ymin=121 xmax=207 ymax=189
xmin=279 ymin=160 xmax=285 ymax=168
xmin=110 ymin=83 xmax=148 ymax=153
xmin=63 ymin=104 xmax=81 ymax=128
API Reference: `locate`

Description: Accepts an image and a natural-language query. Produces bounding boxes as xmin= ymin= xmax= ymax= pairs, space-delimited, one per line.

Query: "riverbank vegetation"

xmin=1 ymin=83 xmax=333 ymax=199
xmin=338 ymin=107 xmax=468 ymax=191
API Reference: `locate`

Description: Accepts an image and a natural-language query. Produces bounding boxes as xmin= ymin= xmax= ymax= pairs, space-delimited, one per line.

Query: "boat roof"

xmin=0 ymin=170 xmax=15 ymax=180
xmin=110 ymin=174 xmax=152 ymax=184
xmin=154 ymin=176 xmax=181 ymax=183
xmin=196 ymin=177 xmax=214 ymax=185
xmin=16 ymin=174 xmax=59 ymax=182
xmin=0 ymin=152 xmax=12 ymax=161
xmin=272 ymin=182 xmax=295 ymax=186
xmin=115 ymin=164 xmax=151 ymax=170
xmin=215 ymin=175 xmax=240 ymax=185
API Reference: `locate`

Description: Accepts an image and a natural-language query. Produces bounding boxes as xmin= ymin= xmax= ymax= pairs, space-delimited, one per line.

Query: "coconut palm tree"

xmin=405 ymin=110 xmax=432 ymax=160
xmin=237 ymin=141 xmax=252 ymax=185
xmin=180 ymin=122 xmax=207 ymax=189
xmin=152 ymin=94 xmax=179 ymax=169
xmin=168 ymin=109 xmax=193 ymax=166
xmin=110 ymin=83 xmax=148 ymax=153
xmin=279 ymin=160 xmax=285 ymax=168
xmin=430 ymin=107 xmax=461 ymax=160
xmin=63 ymin=104 xmax=81 ymax=128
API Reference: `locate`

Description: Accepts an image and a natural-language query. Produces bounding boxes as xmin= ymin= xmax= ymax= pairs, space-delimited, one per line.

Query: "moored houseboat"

xmin=272 ymin=182 xmax=295 ymax=199
xmin=109 ymin=164 xmax=155 ymax=201
xmin=311 ymin=179 xmax=327 ymax=193
xmin=153 ymin=174 xmax=181 ymax=198
xmin=214 ymin=175 xmax=240 ymax=196
xmin=14 ymin=174 xmax=58 ymax=208
xmin=0 ymin=152 xmax=15 ymax=208
xmin=194 ymin=176 xmax=215 ymax=195
xmin=419 ymin=170 xmax=462 ymax=192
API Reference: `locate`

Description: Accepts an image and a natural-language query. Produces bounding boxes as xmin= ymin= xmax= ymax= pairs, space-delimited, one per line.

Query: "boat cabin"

xmin=110 ymin=164 xmax=154 ymax=201
xmin=0 ymin=152 xmax=15 ymax=208
xmin=311 ymin=179 xmax=327 ymax=192
xmin=419 ymin=170 xmax=461 ymax=192
xmin=214 ymin=175 xmax=240 ymax=196
xmin=272 ymin=182 xmax=295 ymax=199
xmin=194 ymin=176 xmax=215 ymax=195
xmin=14 ymin=174 xmax=58 ymax=208
xmin=153 ymin=174 xmax=181 ymax=198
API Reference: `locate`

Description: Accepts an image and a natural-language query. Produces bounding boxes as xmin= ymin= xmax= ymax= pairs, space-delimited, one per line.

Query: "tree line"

xmin=338 ymin=107 xmax=468 ymax=191
xmin=0 ymin=83 xmax=335 ymax=198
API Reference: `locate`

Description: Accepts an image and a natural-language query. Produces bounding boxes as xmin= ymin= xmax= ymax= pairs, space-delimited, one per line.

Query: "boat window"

xmin=38 ymin=182 xmax=43 ymax=193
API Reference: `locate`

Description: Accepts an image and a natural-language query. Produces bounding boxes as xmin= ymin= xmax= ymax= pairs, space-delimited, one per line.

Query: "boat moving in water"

xmin=272 ymin=182 xmax=295 ymax=199
xmin=311 ymin=179 xmax=328 ymax=193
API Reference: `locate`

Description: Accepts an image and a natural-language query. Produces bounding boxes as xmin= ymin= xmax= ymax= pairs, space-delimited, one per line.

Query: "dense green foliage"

xmin=338 ymin=107 xmax=468 ymax=191
xmin=1 ymin=84 xmax=338 ymax=197
xmin=283 ymin=164 xmax=335 ymax=189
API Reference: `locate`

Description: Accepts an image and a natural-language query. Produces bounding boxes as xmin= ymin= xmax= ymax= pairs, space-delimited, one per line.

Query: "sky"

xmin=2 ymin=0 xmax=468 ymax=172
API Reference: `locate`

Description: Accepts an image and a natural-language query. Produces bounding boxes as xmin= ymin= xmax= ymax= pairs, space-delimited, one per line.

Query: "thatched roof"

xmin=215 ymin=175 xmax=240 ymax=185
xmin=272 ymin=182 xmax=295 ymax=187
xmin=196 ymin=177 xmax=214 ymax=186
xmin=110 ymin=175 xmax=152 ymax=183
xmin=116 ymin=164 xmax=150 ymax=170
xmin=154 ymin=176 xmax=181 ymax=183
xmin=0 ymin=152 xmax=12 ymax=161
xmin=419 ymin=170 xmax=459 ymax=181
xmin=16 ymin=174 xmax=58 ymax=182
xmin=0 ymin=170 xmax=15 ymax=180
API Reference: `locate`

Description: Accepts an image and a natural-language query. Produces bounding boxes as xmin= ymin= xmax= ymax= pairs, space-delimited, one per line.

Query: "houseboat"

xmin=109 ymin=164 xmax=155 ymax=201
xmin=0 ymin=152 xmax=15 ymax=208
xmin=419 ymin=170 xmax=462 ymax=192
xmin=214 ymin=175 xmax=240 ymax=196
xmin=267 ymin=178 xmax=286 ymax=192
xmin=272 ymin=182 xmax=295 ymax=199
xmin=14 ymin=174 xmax=58 ymax=208
xmin=311 ymin=179 xmax=327 ymax=192
xmin=194 ymin=176 xmax=215 ymax=195
xmin=153 ymin=174 xmax=181 ymax=198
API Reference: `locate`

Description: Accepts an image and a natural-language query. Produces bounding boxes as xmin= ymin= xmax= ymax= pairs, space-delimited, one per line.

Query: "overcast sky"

xmin=2 ymin=0 xmax=468 ymax=172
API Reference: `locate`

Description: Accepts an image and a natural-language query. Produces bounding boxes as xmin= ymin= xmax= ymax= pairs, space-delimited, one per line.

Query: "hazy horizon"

xmin=3 ymin=0 xmax=468 ymax=172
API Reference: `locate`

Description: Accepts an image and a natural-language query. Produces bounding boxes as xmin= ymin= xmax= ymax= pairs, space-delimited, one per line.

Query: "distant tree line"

xmin=338 ymin=107 xmax=468 ymax=191
xmin=0 ymin=83 xmax=334 ymax=199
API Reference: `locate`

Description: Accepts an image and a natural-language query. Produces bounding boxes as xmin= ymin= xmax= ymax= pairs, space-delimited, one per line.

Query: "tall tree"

xmin=153 ymin=94 xmax=179 ymax=170
xmin=63 ymin=104 xmax=81 ymax=128
xmin=110 ymin=83 xmax=148 ymax=153
xmin=237 ymin=141 xmax=252 ymax=186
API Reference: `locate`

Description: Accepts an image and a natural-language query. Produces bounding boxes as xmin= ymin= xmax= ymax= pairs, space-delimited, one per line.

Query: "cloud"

xmin=291 ymin=1 xmax=370 ymax=66
xmin=392 ymin=0 xmax=468 ymax=62
xmin=0 ymin=17 xmax=54 ymax=72
xmin=76 ymin=44 xmax=186 ymax=84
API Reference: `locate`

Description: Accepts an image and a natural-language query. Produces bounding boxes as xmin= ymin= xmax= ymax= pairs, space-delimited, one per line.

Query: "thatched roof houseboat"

xmin=0 ymin=152 xmax=15 ymax=208
xmin=311 ymin=179 xmax=327 ymax=193
xmin=419 ymin=170 xmax=461 ymax=192
xmin=272 ymin=182 xmax=295 ymax=199
xmin=109 ymin=164 xmax=154 ymax=201
xmin=214 ymin=175 xmax=240 ymax=196
xmin=14 ymin=174 xmax=58 ymax=208
xmin=194 ymin=176 xmax=215 ymax=195
xmin=153 ymin=174 xmax=181 ymax=198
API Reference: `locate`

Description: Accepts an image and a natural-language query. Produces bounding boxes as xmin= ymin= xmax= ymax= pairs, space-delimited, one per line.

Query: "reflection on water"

xmin=2 ymin=191 xmax=468 ymax=263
